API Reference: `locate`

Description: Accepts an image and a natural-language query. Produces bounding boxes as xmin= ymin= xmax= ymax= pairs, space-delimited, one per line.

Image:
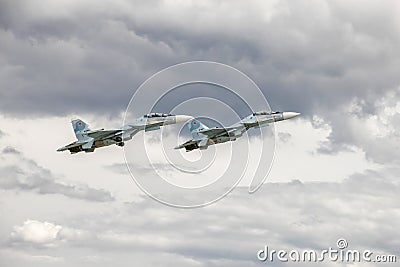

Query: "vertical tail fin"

xmin=188 ymin=118 xmax=209 ymax=133
xmin=71 ymin=119 xmax=90 ymax=142
xmin=188 ymin=118 xmax=209 ymax=140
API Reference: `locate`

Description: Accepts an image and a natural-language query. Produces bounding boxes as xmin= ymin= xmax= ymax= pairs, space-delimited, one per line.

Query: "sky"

xmin=0 ymin=0 xmax=399 ymax=266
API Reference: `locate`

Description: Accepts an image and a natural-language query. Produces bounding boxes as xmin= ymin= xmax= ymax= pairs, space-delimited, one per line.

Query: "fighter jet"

xmin=57 ymin=113 xmax=192 ymax=154
xmin=175 ymin=111 xmax=300 ymax=152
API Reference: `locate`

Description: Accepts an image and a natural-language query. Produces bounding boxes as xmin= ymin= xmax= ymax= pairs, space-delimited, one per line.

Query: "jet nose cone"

xmin=282 ymin=112 xmax=301 ymax=120
xmin=175 ymin=115 xmax=194 ymax=123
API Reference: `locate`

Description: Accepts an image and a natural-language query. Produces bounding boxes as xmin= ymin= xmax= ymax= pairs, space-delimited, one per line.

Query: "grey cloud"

xmin=0 ymin=147 xmax=114 ymax=202
xmin=0 ymin=0 xmax=398 ymax=116
xmin=321 ymin=87 xmax=400 ymax=164
xmin=4 ymin=167 xmax=397 ymax=267
xmin=2 ymin=146 xmax=20 ymax=154
xmin=106 ymin=162 xmax=157 ymax=175
xmin=104 ymin=163 xmax=128 ymax=175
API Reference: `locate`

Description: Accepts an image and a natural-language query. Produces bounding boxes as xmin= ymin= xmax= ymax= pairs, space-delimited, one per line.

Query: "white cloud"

xmin=9 ymin=219 xmax=91 ymax=249
xmin=11 ymin=220 xmax=61 ymax=245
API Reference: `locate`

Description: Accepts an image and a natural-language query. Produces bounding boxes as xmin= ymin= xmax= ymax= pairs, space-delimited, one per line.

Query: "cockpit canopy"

xmin=253 ymin=111 xmax=280 ymax=116
xmin=144 ymin=113 xmax=174 ymax=118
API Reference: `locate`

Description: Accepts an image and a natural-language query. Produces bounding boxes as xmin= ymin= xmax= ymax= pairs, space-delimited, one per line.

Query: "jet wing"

xmin=197 ymin=127 xmax=239 ymax=138
xmin=174 ymin=139 xmax=199 ymax=151
xmin=146 ymin=120 xmax=165 ymax=126
xmin=87 ymin=129 xmax=123 ymax=140
xmin=127 ymin=120 xmax=165 ymax=131
xmin=57 ymin=141 xmax=86 ymax=152
xmin=143 ymin=120 xmax=168 ymax=130
xmin=58 ymin=130 xmax=122 ymax=152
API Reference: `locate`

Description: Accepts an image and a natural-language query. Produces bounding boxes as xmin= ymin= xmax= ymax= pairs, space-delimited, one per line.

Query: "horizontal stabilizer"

xmin=81 ymin=138 xmax=94 ymax=149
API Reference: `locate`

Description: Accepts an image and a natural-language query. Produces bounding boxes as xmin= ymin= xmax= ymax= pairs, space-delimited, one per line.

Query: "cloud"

xmin=9 ymin=219 xmax=91 ymax=249
xmin=2 ymin=146 xmax=20 ymax=154
xmin=4 ymin=166 xmax=398 ymax=266
xmin=0 ymin=0 xmax=398 ymax=116
xmin=0 ymin=146 xmax=115 ymax=202
xmin=0 ymin=248 xmax=64 ymax=266
xmin=0 ymin=0 xmax=399 ymax=165
xmin=11 ymin=220 xmax=61 ymax=245
xmin=103 ymin=168 xmax=399 ymax=265
xmin=321 ymin=87 xmax=400 ymax=164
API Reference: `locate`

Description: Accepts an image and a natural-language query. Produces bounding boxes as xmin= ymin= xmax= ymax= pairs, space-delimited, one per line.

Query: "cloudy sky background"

xmin=1 ymin=0 xmax=399 ymax=266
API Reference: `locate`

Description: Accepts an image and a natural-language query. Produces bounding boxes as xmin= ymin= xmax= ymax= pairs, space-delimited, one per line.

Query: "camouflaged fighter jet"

xmin=175 ymin=111 xmax=300 ymax=152
xmin=57 ymin=113 xmax=192 ymax=154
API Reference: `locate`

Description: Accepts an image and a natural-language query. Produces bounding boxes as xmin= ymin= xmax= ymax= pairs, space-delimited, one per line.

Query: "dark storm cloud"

xmin=0 ymin=0 xmax=398 ymax=116
xmin=0 ymin=0 xmax=173 ymax=117
xmin=0 ymin=146 xmax=114 ymax=202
